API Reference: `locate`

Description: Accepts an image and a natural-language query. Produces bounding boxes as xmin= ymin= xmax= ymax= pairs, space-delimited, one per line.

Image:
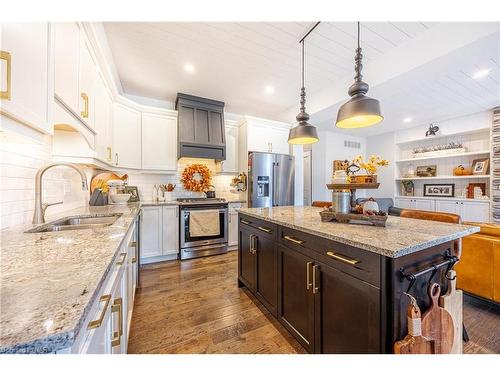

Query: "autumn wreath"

xmin=181 ymin=164 xmax=212 ymax=192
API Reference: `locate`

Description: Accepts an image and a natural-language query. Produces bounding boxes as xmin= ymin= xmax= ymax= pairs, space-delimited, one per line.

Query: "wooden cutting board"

xmin=439 ymin=270 xmax=463 ymax=354
xmin=421 ymin=283 xmax=454 ymax=354
xmin=394 ymin=295 xmax=435 ymax=354
xmin=90 ymin=172 xmax=128 ymax=193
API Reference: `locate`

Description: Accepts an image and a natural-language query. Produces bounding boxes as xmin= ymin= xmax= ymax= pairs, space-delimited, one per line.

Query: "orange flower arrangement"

xmin=181 ymin=164 xmax=212 ymax=192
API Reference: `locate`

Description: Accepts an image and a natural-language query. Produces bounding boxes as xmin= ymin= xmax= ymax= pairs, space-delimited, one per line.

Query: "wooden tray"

xmin=319 ymin=208 xmax=388 ymax=227
xmin=327 ymin=182 xmax=380 ymax=190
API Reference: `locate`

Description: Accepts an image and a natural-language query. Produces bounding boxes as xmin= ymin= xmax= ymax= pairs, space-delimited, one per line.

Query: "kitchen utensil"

xmin=205 ymin=185 xmax=216 ymax=198
xmin=421 ymin=283 xmax=454 ymax=354
xmin=439 ymin=270 xmax=463 ymax=354
xmin=167 ymin=183 xmax=176 ymax=192
xmin=331 ymin=190 xmax=351 ymax=214
xmin=89 ymin=189 xmax=108 ymax=206
xmin=90 ymin=172 xmax=128 ymax=193
xmin=394 ymin=294 xmax=435 ymax=354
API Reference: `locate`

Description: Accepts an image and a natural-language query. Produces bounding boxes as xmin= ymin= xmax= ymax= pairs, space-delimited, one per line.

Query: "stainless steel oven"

xmin=179 ymin=201 xmax=228 ymax=260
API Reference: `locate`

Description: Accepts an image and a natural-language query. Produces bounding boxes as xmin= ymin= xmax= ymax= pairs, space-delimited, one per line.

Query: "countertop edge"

xmin=236 ymin=210 xmax=480 ymax=258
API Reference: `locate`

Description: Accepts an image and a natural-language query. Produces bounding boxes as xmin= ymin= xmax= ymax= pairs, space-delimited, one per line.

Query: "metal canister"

xmin=332 ymin=190 xmax=351 ymax=214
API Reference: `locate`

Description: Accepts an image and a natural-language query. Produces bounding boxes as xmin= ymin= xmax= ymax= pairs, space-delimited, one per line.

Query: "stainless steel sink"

xmin=26 ymin=214 xmax=122 ymax=233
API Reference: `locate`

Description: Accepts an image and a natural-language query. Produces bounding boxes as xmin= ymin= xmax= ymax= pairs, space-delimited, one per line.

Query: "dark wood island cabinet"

xmin=237 ymin=208 xmax=478 ymax=354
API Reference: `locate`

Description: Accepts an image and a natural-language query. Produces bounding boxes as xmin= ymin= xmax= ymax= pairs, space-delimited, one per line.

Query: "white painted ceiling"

xmin=103 ymin=22 xmax=437 ymax=118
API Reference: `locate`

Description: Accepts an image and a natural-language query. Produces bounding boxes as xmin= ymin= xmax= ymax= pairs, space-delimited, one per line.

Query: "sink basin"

xmin=26 ymin=214 xmax=122 ymax=233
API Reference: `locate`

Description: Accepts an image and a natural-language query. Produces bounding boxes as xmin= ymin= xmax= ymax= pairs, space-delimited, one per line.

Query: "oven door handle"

xmin=183 ymin=209 xmax=228 ymax=214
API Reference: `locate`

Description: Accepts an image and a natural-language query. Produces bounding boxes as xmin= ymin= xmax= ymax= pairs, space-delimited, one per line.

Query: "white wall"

xmin=311 ymin=130 xmax=366 ymax=201
xmin=365 ymin=132 xmax=396 ymax=198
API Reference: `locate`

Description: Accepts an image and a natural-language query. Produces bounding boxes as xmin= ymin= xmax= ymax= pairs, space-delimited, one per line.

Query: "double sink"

xmin=26 ymin=214 xmax=122 ymax=233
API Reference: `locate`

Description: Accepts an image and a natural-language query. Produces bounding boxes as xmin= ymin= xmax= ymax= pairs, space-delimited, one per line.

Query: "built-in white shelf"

xmin=395 ymin=127 xmax=490 ymax=146
xmin=396 ymin=175 xmax=491 ymax=181
xmin=396 ymin=150 xmax=491 ymax=163
xmin=394 ymin=195 xmax=491 ymax=203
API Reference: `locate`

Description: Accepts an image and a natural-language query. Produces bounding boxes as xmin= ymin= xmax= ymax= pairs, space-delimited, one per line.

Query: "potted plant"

xmin=349 ymin=155 xmax=389 ymax=183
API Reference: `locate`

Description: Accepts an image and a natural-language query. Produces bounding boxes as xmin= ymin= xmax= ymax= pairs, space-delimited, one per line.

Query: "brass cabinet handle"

xmin=106 ymin=147 xmax=112 ymax=162
xmin=111 ymin=297 xmax=123 ymax=347
xmin=80 ymin=92 xmax=89 ymax=118
xmin=130 ymin=241 xmax=137 ymax=248
xmin=116 ymin=252 xmax=127 ymax=266
xmin=249 ymin=234 xmax=254 ymax=254
xmin=132 ymin=257 xmax=137 ymax=264
xmin=241 ymin=219 xmax=251 ymax=225
xmin=87 ymin=294 xmax=111 ymax=330
xmin=312 ymin=265 xmax=320 ymax=294
xmin=306 ymin=262 xmax=313 ymax=290
xmin=258 ymin=226 xmax=272 ymax=233
xmin=249 ymin=234 xmax=257 ymax=254
xmin=284 ymin=235 xmax=304 ymax=245
xmin=0 ymin=50 xmax=12 ymax=100
xmin=326 ymin=251 xmax=360 ymax=266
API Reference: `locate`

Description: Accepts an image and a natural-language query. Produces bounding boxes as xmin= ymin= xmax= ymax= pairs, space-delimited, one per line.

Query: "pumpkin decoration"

xmin=181 ymin=164 xmax=212 ymax=192
xmin=453 ymin=165 xmax=472 ymax=176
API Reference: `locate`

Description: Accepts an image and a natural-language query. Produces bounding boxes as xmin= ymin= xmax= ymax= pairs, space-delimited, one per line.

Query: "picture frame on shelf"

xmin=416 ymin=165 xmax=437 ymax=177
xmin=471 ymin=158 xmax=489 ymax=175
xmin=124 ymin=186 xmax=140 ymax=202
xmin=423 ymin=183 xmax=455 ymax=198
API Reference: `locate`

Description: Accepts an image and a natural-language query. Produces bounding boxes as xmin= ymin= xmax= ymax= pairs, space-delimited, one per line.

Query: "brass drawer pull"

xmin=81 ymin=92 xmax=89 ymax=118
xmin=87 ymin=294 xmax=111 ymax=330
xmin=1 ymin=50 xmax=12 ymax=100
xmin=130 ymin=241 xmax=137 ymax=248
xmin=258 ymin=226 xmax=272 ymax=233
xmin=132 ymin=257 xmax=137 ymax=264
xmin=116 ymin=252 xmax=127 ymax=266
xmin=241 ymin=219 xmax=251 ymax=225
xmin=111 ymin=297 xmax=123 ymax=347
xmin=284 ymin=235 xmax=304 ymax=245
xmin=312 ymin=265 xmax=320 ymax=294
xmin=326 ymin=251 xmax=360 ymax=265
xmin=306 ymin=262 xmax=313 ymax=290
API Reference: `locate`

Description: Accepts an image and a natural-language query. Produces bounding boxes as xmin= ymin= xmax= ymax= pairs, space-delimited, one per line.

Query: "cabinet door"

xmin=221 ymin=124 xmax=238 ymax=173
xmin=314 ymin=262 xmax=380 ymax=353
xmin=394 ymin=198 xmax=413 ymax=209
xmin=278 ymin=245 xmax=315 ymax=352
xmin=54 ymin=22 xmax=80 ymax=114
xmin=140 ymin=206 xmax=163 ymax=259
xmin=269 ymin=127 xmax=290 ymax=155
xmin=78 ymin=36 xmax=96 ymax=129
xmin=94 ymin=73 xmax=113 ymax=163
xmin=113 ymin=103 xmax=141 ymax=169
xmin=461 ymin=201 xmax=490 ymax=222
xmin=247 ymin=124 xmax=271 ymax=153
xmin=110 ymin=267 xmax=127 ymax=354
xmin=238 ymin=226 xmax=256 ymax=290
xmin=228 ymin=211 xmax=239 ymax=247
xmin=80 ymin=293 xmax=112 ymax=354
xmin=414 ymin=198 xmax=435 ymax=211
xmin=142 ymin=113 xmax=177 ymax=171
xmin=162 ymin=206 xmax=179 ymax=255
xmin=1 ymin=22 xmax=52 ymax=133
xmin=435 ymin=200 xmax=460 ymax=216
xmin=255 ymin=235 xmax=277 ymax=315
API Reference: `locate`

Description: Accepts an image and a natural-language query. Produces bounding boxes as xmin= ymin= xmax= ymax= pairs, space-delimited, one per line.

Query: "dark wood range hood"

xmin=175 ymin=93 xmax=226 ymax=161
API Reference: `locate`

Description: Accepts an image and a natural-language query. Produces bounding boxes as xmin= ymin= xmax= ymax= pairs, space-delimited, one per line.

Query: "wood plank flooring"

xmin=128 ymin=251 xmax=499 ymax=354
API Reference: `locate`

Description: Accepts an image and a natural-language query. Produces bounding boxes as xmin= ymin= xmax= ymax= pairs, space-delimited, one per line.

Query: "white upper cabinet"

xmin=78 ymin=36 xmax=97 ymax=129
xmin=220 ymin=121 xmax=239 ymax=173
xmin=54 ymin=22 xmax=80 ymax=115
xmin=94 ymin=73 xmax=113 ymax=163
xmin=113 ymin=103 xmax=141 ymax=169
xmin=141 ymin=112 xmax=177 ymax=171
xmin=269 ymin=126 xmax=291 ymax=154
xmin=244 ymin=117 xmax=291 ymax=155
xmin=1 ymin=22 xmax=53 ymax=134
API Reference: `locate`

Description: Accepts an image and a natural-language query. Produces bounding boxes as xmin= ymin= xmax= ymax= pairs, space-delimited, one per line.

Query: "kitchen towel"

xmin=189 ymin=210 xmax=220 ymax=237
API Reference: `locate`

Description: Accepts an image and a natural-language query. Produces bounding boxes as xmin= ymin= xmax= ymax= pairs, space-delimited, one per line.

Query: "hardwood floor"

xmin=128 ymin=251 xmax=499 ymax=354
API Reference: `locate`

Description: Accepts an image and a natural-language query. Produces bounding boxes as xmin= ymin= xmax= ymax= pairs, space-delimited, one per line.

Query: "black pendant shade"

xmin=288 ymin=27 xmax=319 ymax=145
xmin=336 ymin=22 xmax=383 ymax=129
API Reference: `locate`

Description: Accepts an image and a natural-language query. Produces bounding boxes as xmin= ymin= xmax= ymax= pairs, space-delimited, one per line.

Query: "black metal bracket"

xmin=399 ymin=250 xmax=459 ymax=294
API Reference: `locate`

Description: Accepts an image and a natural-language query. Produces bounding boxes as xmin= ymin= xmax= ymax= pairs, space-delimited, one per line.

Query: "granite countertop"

xmin=238 ymin=206 xmax=479 ymax=258
xmin=0 ymin=204 xmax=141 ymax=354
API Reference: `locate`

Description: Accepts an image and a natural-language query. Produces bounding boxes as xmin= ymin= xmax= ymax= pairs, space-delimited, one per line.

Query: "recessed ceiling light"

xmin=472 ymin=69 xmax=490 ymax=80
xmin=264 ymin=85 xmax=275 ymax=95
xmin=184 ymin=63 xmax=195 ymax=74
xmin=403 ymin=117 xmax=413 ymax=123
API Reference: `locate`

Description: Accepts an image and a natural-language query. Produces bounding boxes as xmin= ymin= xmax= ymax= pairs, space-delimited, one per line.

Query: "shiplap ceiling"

xmin=103 ymin=22 xmax=437 ymax=118
xmin=311 ymin=30 xmax=500 ymax=137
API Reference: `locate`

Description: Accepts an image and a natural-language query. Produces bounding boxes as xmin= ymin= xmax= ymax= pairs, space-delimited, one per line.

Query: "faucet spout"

xmin=32 ymin=162 xmax=88 ymax=224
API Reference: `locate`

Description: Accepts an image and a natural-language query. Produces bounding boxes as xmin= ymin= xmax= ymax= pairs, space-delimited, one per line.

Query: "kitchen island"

xmin=237 ymin=206 xmax=479 ymax=353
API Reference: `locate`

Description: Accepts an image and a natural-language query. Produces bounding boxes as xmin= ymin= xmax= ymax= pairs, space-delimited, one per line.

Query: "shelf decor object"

xmin=416 ymin=165 xmax=437 ymax=177
xmin=423 ymin=183 xmax=455 ymax=198
xmin=336 ymin=22 xmax=383 ymax=129
xmin=350 ymin=154 xmax=389 ymax=182
xmin=319 ymin=209 xmax=388 ymax=227
xmin=288 ymin=22 xmax=319 ymax=145
xmin=471 ymin=158 xmax=490 ymax=175
xmin=327 ymin=182 xmax=380 ymax=207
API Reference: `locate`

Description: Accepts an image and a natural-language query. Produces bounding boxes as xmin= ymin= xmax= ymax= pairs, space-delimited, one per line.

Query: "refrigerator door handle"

xmin=274 ymin=161 xmax=279 ymax=206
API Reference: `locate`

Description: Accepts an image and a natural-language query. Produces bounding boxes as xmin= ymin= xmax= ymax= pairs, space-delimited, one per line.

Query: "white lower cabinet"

xmin=395 ymin=197 xmax=490 ymax=223
xmin=76 ymin=219 xmax=138 ymax=354
xmin=140 ymin=205 xmax=179 ymax=263
xmin=228 ymin=202 xmax=242 ymax=248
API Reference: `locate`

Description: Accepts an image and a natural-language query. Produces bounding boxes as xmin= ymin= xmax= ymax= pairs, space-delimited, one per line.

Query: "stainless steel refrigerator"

xmin=248 ymin=152 xmax=295 ymax=208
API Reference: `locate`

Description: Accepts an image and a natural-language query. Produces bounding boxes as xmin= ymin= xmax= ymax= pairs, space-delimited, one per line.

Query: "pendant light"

xmin=336 ymin=22 xmax=383 ymax=129
xmin=288 ymin=24 xmax=319 ymax=145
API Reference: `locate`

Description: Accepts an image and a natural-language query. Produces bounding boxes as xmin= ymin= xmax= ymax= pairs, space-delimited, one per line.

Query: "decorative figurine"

xmin=425 ymin=123 xmax=439 ymax=137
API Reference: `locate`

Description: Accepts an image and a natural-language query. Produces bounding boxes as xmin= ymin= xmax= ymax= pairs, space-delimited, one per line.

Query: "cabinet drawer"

xmin=279 ymin=226 xmax=381 ymax=287
xmin=239 ymin=214 xmax=277 ymax=240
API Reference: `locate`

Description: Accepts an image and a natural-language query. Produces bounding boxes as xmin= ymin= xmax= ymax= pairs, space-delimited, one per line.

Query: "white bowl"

xmin=109 ymin=193 xmax=131 ymax=204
